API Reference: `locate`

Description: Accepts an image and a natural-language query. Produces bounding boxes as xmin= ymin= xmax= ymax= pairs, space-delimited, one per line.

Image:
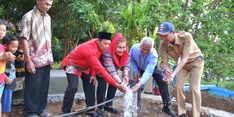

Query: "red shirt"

xmin=60 ymin=39 xmax=116 ymax=86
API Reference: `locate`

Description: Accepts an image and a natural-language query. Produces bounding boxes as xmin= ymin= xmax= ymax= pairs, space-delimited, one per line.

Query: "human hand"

xmin=133 ymin=72 xmax=140 ymax=82
xmin=132 ymin=82 xmax=142 ymax=93
xmin=163 ymin=70 xmax=175 ymax=84
xmin=90 ymin=76 xmax=96 ymax=86
xmin=164 ymin=69 xmax=173 ymax=77
xmin=26 ymin=60 xmax=36 ymax=74
xmin=122 ymin=76 xmax=129 ymax=86
xmin=115 ymin=82 xmax=126 ymax=93
xmin=3 ymin=52 xmax=15 ymax=61
xmin=134 ymin=72 xmax=140 ymax=79
xmin=5 ymin=76 xmax=13 ymax=84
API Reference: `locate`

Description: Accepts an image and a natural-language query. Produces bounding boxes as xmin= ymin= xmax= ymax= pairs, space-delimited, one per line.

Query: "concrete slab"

xmin=49 ymin=70 xmax=84 ymax=94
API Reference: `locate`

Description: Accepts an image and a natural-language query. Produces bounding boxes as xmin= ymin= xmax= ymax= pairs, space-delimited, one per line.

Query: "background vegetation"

xmin=0 ymin=0 xmax=233 ymax=90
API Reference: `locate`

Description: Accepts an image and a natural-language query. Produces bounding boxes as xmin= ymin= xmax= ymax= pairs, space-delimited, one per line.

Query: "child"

xmin=12 ymin=34 xmax=25 ymax=106
xmin=0 ymin=19 xmax=7 ymax=117
xmin=14 ymin=34 xmax=25 ymax=91
xmin=1 ymin=35 xmax=18 ymax=117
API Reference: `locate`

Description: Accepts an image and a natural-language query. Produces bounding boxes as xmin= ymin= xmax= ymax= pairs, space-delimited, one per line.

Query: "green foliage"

xmin=52 ymin=37 xmax=64 ymax=62
xmin=97 ymin=21 xmax=116 ymax=33
xmin=51 ymin=61 xmax=61 ymax=70
xmin=0 ymin=0 xmax=34 ymax=24
xmin=0 ymin=5 xmax=3 ymax=16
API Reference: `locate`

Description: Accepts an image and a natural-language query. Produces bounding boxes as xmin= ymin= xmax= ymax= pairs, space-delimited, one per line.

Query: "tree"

xmin=0 ymin=0 xmax=233 ymax=85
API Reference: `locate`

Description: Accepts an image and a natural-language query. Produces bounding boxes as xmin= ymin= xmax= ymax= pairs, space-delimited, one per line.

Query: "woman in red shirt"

xmin=96 ymin=32 xmax=130 ymax=116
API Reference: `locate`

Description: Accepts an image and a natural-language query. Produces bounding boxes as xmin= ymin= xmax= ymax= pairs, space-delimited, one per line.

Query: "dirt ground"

xmin=10 ymin=90 xmax=233 ymax=117
xmin=170 ymin=90 xmax=234 ymax=113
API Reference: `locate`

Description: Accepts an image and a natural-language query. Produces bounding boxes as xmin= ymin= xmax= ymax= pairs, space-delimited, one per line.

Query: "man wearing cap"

xmin=60 ymin=32 xmax=126 ymax=117
xmin=157 ymin=22 xmax=204 ymax=117
xmin=131 ymin=37 xmax=176 ymax=117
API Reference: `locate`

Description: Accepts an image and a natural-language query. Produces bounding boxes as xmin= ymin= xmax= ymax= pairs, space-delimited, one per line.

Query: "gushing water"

xmin=123 ymin=87 xmax=138 ymax=117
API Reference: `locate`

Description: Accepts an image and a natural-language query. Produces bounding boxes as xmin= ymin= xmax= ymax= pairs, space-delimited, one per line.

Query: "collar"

xmin=168 ymin=33 xmax=180 ymax=47
xmin=95 ymin=39 xmax=102 ymax=52
xmin=174 ymin=33 xmax=180 ymax=45
xmin=33 ymin=6 xmax=45 ymax=16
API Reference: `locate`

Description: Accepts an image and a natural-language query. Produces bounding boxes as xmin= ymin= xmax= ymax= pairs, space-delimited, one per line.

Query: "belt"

xmin=74 ymin=66 xmax=89 ymax=71
xmin=186 ymin=55 xmax=204 ymax=64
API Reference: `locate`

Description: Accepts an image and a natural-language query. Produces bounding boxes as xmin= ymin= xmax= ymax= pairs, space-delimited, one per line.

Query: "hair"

xmin=117 ymin=37 xmax=127 ymax=44
xmin=140 ymin=37 xmax=154 ymax=48
xmin=2 ymin=35 xmax=18 ymax=45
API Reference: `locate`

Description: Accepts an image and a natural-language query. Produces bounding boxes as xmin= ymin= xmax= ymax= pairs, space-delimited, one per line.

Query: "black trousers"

xmin=96 ymin=75 xmax=107 ymax=109
xmin=62 ymin=73 xmax=79 ymax=113
xmin=81 ymin=73 xmax=107 ymax=111
xmin=138 ymin=65 xmax=171 ymax=107
xmin=152 ymin=66 xmax=171 ymax=106
xmin=24 ymin=65 xmax=50 ymax=117
xmin=105 ymin=85 xmax=117 ymax=107
xmin=96 ymin=75 xmax=117 ymax=108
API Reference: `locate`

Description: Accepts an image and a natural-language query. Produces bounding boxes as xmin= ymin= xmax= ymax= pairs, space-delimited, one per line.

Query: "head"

xmin=115 ymin=38 xmax=127 ymax=56
xmin=2 ymin=35 xmax=19 ymax=53
xmin=15 ymin=33 xmax=23 ymax=51
xmin=157 ymin=22 xmax=175 ymax=45
xmin=97 ymin=32 xmax=112 ymax=51
xmin=140 ymin=37 xmax=154 ymax=55
xmin=36 ymin=0 xmax=53 ymax=14
xmin=0 ymin=19 xmax=7 ymax=40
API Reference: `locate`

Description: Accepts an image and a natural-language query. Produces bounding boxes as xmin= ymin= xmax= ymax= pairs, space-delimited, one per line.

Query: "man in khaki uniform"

xmin=157 ymin=22 xmax=204 ymax=117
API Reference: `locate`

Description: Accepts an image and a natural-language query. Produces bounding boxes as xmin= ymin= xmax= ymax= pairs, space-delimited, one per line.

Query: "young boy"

xmin=14 ymin=34 xmax=25 ymax=91
xmin=12 ymin=34 xmax=25 ymax=106
xmin=1 ymin=35 xmax=18 ymax=117
xmin=0 ymin=19 xmax=7 ymax=116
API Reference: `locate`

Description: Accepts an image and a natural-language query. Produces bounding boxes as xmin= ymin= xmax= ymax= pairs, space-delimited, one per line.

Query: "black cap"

xmin=98 ymin=32 xmax=112 ymax=40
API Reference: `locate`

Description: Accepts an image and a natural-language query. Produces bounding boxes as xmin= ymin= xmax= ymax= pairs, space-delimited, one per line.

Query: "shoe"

xmin=162 ymin=106 xmax=176 ymax=117
xmin=40 ymin=111 xmax=51 ymax=117
xmin=104 ymin=106 xmax=119 ymax=114
xmin=179 ymin=113 xmax=188 ymax=117
xmin=86 ymin=111 xmax=100 ymax=117
xmin=97 ymin=108 xmax=105 ymax=117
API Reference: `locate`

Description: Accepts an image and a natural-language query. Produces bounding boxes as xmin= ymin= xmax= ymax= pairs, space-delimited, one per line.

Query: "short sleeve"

xmin=20 ymin=15 xmax=31 ymax=40
xmin=182 ymin=33 xmax=193 ymax=58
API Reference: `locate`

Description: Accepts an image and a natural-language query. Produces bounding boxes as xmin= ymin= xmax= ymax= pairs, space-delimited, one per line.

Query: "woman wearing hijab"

xmin=96 ymin=32 xmax=130 ymax=116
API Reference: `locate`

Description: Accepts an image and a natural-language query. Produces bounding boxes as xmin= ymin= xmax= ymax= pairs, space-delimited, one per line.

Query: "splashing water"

xmin=123 ymin=87 xmax=138 ymax=117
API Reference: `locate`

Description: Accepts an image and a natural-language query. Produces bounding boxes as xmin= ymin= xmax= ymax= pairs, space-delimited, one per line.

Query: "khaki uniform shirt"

xmin=20 ymin=6 xmax=53 ymax=68
xmin=160 ymin=32 xmax=202 ymax=63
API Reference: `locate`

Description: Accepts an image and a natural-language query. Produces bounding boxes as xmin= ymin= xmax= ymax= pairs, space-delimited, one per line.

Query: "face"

xmin=116 ymin=42 xmax=127 ymax=56
xmin=140 ymin=43 xmax=152 ymax=55
xmin=36 ymin=0 xmax=53 ymax=14
xmin=6 ymin=40 xmax=19 ymax=53
xmin=98 ymin=39 xmax=111 ymax=51
xmin=159 ymin=32 xmax=175 ymax=45
xmin=0 ymin=25 xmax=6 ymax=40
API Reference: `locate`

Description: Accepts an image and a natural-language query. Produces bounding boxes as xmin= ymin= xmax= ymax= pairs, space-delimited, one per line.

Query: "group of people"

xmin=60 ymin=21 xmax=204 ymax=117
xmin=0 ymin=20 xmax=26 ymax=117
xmin=0 ymin=0 xmax=204 ymax=117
